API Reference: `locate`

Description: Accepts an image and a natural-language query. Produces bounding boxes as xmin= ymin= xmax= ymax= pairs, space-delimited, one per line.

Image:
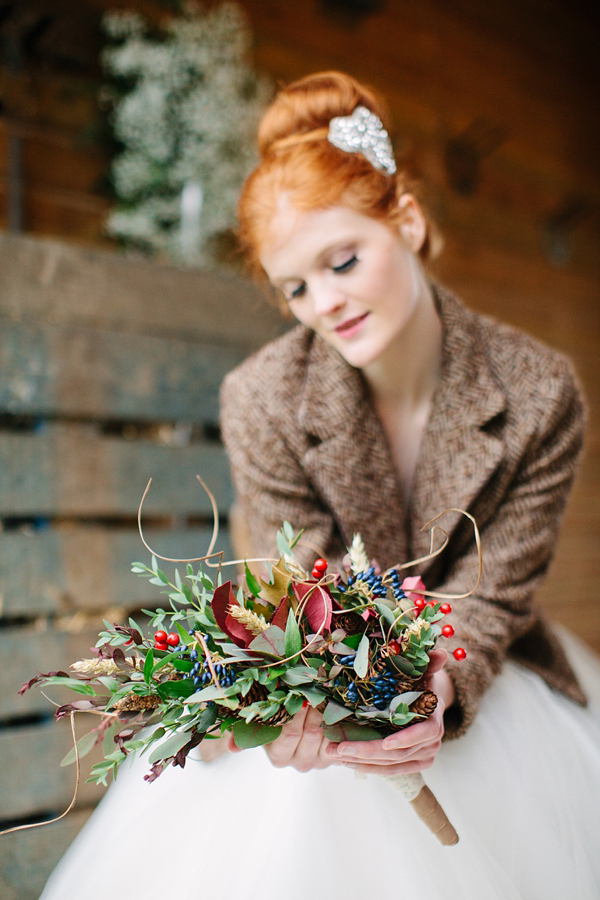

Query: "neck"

xmin=362 ymin=279 xmax=442 ymax=411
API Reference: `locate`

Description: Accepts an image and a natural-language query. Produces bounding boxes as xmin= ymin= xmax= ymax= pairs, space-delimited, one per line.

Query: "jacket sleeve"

xmin=440 ymin=359 xmax=586 ymax=738
xmin=220 ymin=366 xmax=342 ymax=570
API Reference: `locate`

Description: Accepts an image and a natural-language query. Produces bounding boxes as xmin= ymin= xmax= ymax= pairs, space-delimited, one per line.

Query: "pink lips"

xmin=334 ymin=312 xmax=369 ymax=338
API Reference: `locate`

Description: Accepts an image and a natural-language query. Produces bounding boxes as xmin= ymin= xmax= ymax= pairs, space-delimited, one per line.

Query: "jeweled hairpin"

xmin=328 ymin=105 xmax=396 ymax=175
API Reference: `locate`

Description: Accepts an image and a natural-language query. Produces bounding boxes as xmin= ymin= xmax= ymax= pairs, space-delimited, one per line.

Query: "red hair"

xmin=237 ymin=72 xmax=438 ymax=278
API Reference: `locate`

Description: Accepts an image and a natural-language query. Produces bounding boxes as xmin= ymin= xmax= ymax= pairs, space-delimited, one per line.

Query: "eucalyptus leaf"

xmin=324 ymin=723 xmax=383 ymax=742
xmin=232 ymin=721 xmax=282 ymax=749
xmin=41 ymin=677 xmax=96 ymax=696
xmin=284 ymin=608 xmax=302 ymax=658
xmin=353 ymin=633 xmax=369 ymax=678
xmin=390 ymin=692 xmax=422 ymax=712
xmin=322 ymin=701 xmax=352 ymax=725
xmin=281 ymin=666 xmax=317 ymax=686
xmin=60 ymin=731 xmax=98 ymax=767
xmin=148 ymin=730 xmax=191 ymax=764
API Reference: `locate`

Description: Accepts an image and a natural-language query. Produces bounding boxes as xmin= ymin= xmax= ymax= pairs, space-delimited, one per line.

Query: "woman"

xmin=40 ymin=72 xmax=600 ymax=900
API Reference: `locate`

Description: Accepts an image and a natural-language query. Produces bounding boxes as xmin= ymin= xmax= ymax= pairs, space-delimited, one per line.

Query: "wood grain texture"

xmin=0 ymin=808 xmax=93 ymax=900
xmin=0 ymin=720 xmax=105 ymax=820
xmin=0 ymin=526 xmax=233 ymax=616
xmin=0 ymin=320 xmax=245 ymax=420
xmin=0 ymin=233 xmax=285 ymax=348
xmin=0 ymin=424 xmax=233 ymax=515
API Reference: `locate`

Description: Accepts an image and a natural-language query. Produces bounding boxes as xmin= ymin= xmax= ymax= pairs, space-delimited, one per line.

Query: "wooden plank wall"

xmin=0 ymin=234 xmax=285 ymax=899
xmin=0 ymin=1 xmax=598 ymax=894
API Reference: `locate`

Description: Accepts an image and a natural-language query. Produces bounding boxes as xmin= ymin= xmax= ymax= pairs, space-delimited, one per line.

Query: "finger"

xmin=425 ymin=647 xmax=447 ymax=676
xmin=289 ymin=707 xmax=326 ymax=772
xmin=381 ymin=709 xmax=444 ymax=751
xmin=344 ymin=755 xmax=437 ymax=775
xmin=264 ymin=707 xmax=308 ymax=766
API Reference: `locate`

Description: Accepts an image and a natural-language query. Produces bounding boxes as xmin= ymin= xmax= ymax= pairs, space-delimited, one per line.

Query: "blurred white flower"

xmin=102 ymin=1 xmax=271 ymax=267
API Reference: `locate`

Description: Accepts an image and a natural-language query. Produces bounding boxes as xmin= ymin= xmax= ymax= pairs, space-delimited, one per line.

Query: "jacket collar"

xmin=297 ymin=286 xmax=507 ymax=568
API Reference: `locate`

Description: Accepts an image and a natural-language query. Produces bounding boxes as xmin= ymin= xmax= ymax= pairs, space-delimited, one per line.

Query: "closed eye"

xmin=288 ymin=282 xmax=307 ymax=301
xmin=333 ymin=255 xmax=358 ymax=274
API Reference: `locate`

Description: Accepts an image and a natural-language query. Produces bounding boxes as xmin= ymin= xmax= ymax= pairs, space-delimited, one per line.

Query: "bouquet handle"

xmin=385 ymin=773 xmax=459 ymax=845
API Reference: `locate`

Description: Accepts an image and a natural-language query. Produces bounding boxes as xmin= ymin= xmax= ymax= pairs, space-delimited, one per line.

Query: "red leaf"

xmin=294 ymin=583 xmax=332 ymax=633
xmin=402 ymin=576 xmax=426 ymax=602
xmin=271 ymin=596 xmax=291 ymax=631
xmin=212 ymin=582 xmax=255 ymax=648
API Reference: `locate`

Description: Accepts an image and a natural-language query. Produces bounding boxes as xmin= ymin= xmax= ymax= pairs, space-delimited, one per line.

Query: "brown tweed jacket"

xmin=220 ymin=285 xmax=587 ymax=738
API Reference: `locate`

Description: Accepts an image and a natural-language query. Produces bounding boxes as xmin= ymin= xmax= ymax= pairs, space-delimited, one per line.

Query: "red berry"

xmin=166 ymin=633 xmax=180 ymax=647
xmin=154 ymin=641 xmax=168 ymax=652
xmin=388 ymin=639 xmax=402 ymax=655
xmin=311 ymin=567 xmax=321 ymax=579
xmin=442 ymin=624 xmax=455 ymax=638
xmin=154 ymin=630 xmax=167 ymax=642
xmin=313 ymin=557 xmax=328 ymax=573
xmin=414 ymin=597 xmax=426 ymax=612
xmin=440 ymin=603 xmax=452 ymax=614
xmin=453 ymin=647 xmax=467 ymax=660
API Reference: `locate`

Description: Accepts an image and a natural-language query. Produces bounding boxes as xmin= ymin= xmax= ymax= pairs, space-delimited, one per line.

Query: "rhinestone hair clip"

xmin=328 ymin=105 xmax=396 ymax=175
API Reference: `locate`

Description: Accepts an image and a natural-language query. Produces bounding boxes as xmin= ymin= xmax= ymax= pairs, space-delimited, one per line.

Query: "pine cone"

xmin=238 ymin=682 xmax=269 ymax=706
xmin=410 ymin=691 xmax=438 ymax=717
xmin=264 ymin=706 xmax=293 ymax=726
xmin=335 ymin=611 xmax=367 ymax=635
xmin=115 ymin=693 xmax=161 ymax=713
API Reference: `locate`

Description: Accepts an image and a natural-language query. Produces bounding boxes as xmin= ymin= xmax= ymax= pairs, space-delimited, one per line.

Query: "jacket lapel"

xmin=296 ymin=287 xmax=507 ymax=571
xmin=298 ymin=336 xmax=409 ymax=568
xmin=410 ymin=289 xmax=507 ymax=565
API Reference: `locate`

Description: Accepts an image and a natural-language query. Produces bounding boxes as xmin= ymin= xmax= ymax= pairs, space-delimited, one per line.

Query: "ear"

xmin=397 ymin=194 xmax=427 ymax=253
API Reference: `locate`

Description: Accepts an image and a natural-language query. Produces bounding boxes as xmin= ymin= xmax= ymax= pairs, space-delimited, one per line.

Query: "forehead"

xmin=259 ymin=197 xmax=385 ymax=280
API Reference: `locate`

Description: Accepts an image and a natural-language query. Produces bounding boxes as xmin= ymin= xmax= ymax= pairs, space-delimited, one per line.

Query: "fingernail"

xmin=338 ymin=746 xmax=355 ymax=757
xmin=381 ymin=739 xmax=397 ymax=750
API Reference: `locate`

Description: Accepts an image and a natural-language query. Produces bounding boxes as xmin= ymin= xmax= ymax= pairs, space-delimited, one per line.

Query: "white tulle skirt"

xmin=40 ymin=630 xmax=600 ymax=900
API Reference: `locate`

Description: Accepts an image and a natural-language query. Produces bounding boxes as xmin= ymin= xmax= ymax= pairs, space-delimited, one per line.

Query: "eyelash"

xmin=333 ymin=254 xmax=358 ymax=274
xmin=286 ymin=255 xmax=358 ymax=302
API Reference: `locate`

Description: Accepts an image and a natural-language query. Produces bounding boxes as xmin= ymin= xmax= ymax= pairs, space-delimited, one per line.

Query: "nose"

xmin=311 ymin=278 xmax=346 ymax=318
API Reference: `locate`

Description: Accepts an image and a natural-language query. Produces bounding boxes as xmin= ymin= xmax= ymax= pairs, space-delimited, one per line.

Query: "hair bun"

xmin=257 ymin=71 xmax=387 ymax=158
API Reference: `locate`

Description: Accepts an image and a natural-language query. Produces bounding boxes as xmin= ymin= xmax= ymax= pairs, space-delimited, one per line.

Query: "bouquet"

xmin=21 ymin=519 xmax=468 ymax=844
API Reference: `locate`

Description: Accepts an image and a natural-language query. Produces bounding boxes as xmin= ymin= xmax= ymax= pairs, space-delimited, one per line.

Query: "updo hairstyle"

xmin=237 ymin=71 xmax=439 ymax=280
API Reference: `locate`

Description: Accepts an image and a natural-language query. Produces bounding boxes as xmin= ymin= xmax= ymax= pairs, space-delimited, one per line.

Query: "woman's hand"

xmin=229 ymin=705 xmax=342 ymax=772
xmin=325 ymin=648 xmax=455 ymax=775
xmin=228 ymin=648 xmax=455 ymax=775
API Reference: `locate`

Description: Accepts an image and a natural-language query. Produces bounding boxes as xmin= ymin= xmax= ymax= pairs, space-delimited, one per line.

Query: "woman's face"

xmin=259 ymin=199 xmax=430 ymax=370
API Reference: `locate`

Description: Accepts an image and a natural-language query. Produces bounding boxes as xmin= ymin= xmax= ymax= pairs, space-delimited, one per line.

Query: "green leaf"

xmin=148 ymin=730 xmax=192 ymax=764
xmin=388 ymin=654 xmax=419 ymax=677
xmin=322 ymin=701 xmax=352 ymax=725
xmin=353 ymin=633 xmax=369 ymax=679
xmin=276 ymin=529 xmax=292 ymax=559
xmin=197 ymin=703 xmax=219 ymax=733
xmin=284 ymin=608 xmax=302 ymax=658
xmin=143 ymin=649 xmax=154 ymax=684
xmin=232 ymin=721 xmax=282 ymax=749
xmin=248 ymin=625 xmax=286 ymax=657
xmin=60 ymin=731 xmax=98 ymax=767
xmin=375 ymin=602 xmax=395 ymax=627
xmin=156 ymin=680 xmax=195 ymax=700
xmin=296 ymin=685 xmax=326 ymax=707
xmin=281 ymin=666 xmax=317 ymax=686
xmin=284 ymin=693 xmax=304 ymax=715
xmin=244 ymin=562 xmax=262 ymax=598
xmin=41 ymin=677 xmax=97 ymax=696
xmin=341 ymin=633 xmax=362 ymax=650
xmin=186 ymin=683 xmax=237 ymax=704
xmin=324 ymin=723 xmax=383 ymax=742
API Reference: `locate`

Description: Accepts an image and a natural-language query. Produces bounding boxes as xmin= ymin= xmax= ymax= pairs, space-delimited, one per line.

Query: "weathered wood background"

xmin=0 ymin=234 xmax=286 ymax=899
xmin=0 ymin=1 xmax=598 ymax=897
